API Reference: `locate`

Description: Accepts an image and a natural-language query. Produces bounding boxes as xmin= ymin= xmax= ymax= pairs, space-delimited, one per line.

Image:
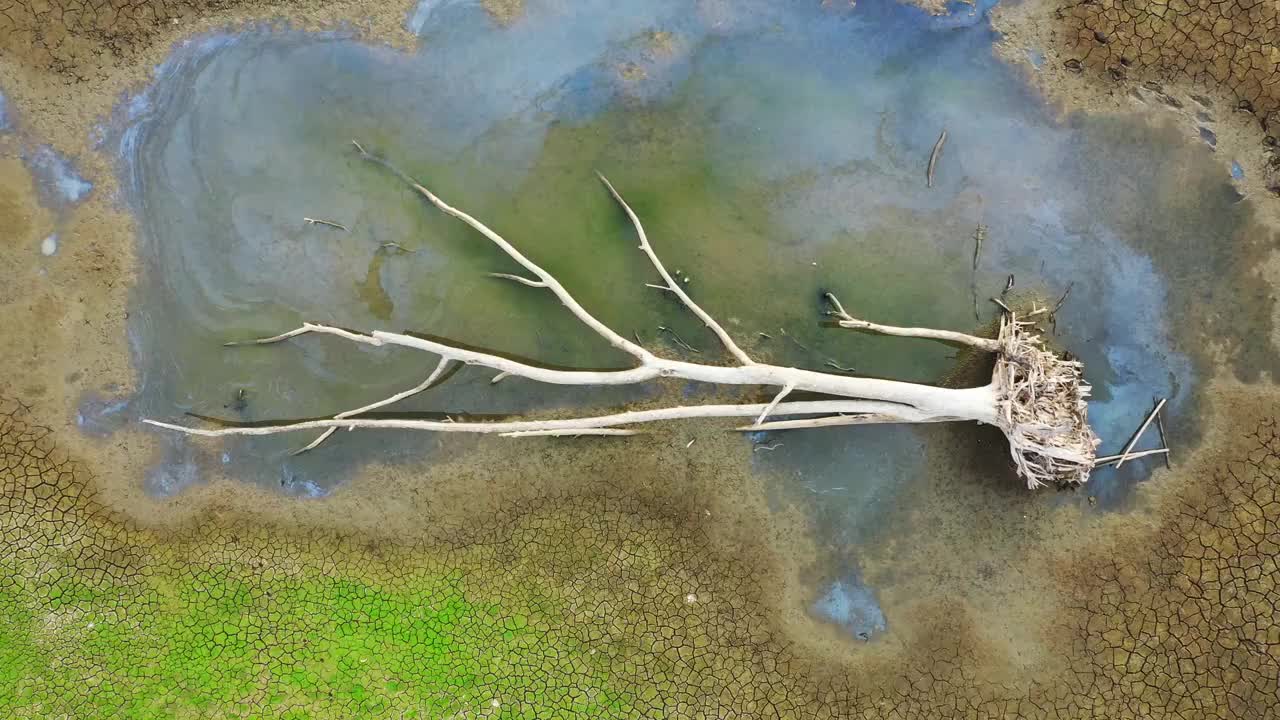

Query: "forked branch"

xmin=145 ymin=140 xmax=1100 ymax=490
xmin=596 ymin=172 xmax=754 ymax=365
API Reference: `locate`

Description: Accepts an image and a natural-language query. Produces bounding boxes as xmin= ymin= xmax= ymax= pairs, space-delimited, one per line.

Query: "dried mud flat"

xmin=1 ymin=0 xmax=1279 ymax=717
xmin=993 ymin=0 xmax=1280 ymax=212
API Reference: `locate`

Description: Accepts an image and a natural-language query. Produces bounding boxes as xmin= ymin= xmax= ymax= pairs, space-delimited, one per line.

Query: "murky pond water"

xmin=88 ymin=0 xmax=1256 ymax=638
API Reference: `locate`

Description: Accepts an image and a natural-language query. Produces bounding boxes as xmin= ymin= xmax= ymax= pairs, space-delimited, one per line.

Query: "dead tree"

xmin=145 ymin=141 xmax=1100 ymax=490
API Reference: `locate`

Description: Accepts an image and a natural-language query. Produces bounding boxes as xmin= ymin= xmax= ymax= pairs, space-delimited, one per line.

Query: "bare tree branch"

xmin=597 ymin=172 xmax=754 ymax=366
xmin=144 ymin=399 xmax=927 ymax=438
xmin=218 ymin=321 xmax=997 ymax=423
xmin=826 ymin=293 xmax=1002 ymax=352
xmin=294 ymin=357 xmax=454 ymax=455
xmin=223 ymin=326 xmax=312 ymax=347
xmin=1115 ymin=397 xmax=1165 ymax=468
xmin=754 ymin=383 xmax=795 ymax=427
xmin=146 ymin=143 xmax=1104 ymax=490
xmin=739 ymin=412 xmax=954 ymax=431
xmin=498 ymin=429 xmax=639 ymax=438
xmin=488 ymin=272 xmax=546 ymax=288
xmin=352 ymin=140 xmax=653 ymax=363
xmin=1094 ymin=447 xmax=1168 ymax=467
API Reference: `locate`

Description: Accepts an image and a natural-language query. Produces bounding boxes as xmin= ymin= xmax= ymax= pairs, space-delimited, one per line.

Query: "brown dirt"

xmin=994 ymin=0 xmax=1280 ymax=205
xmin=5 ymin=380 xmax=1280 ymax=717
xmin=481 ymin=0 xmax=523 ymax=26
xmin=0 ymin=0 xmax=412 ymax=82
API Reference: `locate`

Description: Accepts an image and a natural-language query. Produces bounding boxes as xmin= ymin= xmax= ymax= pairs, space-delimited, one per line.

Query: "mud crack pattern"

xmin=1052 ymin=0 xmax=1280 ymax=141
xmin=2 ymin=394 xmax=1279 ymax=717
xmin=2 ymin=0 xmax=218 ymax=80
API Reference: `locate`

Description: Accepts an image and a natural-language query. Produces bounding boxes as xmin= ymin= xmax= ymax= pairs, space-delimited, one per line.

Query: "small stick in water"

xmin=1003 ymin=274 xmax=1015 ymax=295
xmin=658 ymin=326 xmax=701 ymax=354
xmin=304 ymin=217 xmax=349 ymax=231
xmin=757 ymin=332 xmax=773 ymax=340
xmin=990 ymin=296 xmax=1012 ymax=315
xmin=971 ymin=222 xmax=987 ymax=320
xmin=1153 ymin=396 xmax=1172 ymax=469
xmin=927 ymin=128 xmax=948 ymax=188
xmin=380 ymin=242 xmax=418 ymax=253
xmin=972 ymin=224 xmax=986 ymax=272
xmin=824 ymin=359 xmax=857 ymax=373
xmin=1053 ymin=282 xmax=1074 ymax=313
xmin=1094 ymin=448 xmax=1169 ymax=467
xmin=780 ymin=328 xmax=809 ymax=351
xmin=1116 ymin=397 xmax=1166 ymax=468
xmin=753 ymin=443 xmax=783 ymax=452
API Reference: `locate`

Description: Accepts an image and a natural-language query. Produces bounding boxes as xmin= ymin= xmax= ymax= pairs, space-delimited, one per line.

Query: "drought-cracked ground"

xmin=1052 ymin=0 xmax=1280 ymax=132
xmin=995 ymin=0 xmax=1280 ymax=196
xmin=3 ymin=392 xmax=1279 ymax=717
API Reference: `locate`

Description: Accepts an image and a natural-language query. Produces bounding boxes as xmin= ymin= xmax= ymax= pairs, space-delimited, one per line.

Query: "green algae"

xmin=1 ymin=527 xmax=641 ymax=718
xmin=1 ymin=401 xmax=771 ymax=718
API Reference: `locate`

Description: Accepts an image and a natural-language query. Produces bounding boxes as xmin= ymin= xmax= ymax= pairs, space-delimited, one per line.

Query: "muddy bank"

xmin=993 ymin=0 xmax=1280 ymax=213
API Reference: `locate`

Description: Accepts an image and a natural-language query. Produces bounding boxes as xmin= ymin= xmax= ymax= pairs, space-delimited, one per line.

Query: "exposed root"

xmin=989 ymin=312 xmax=1099 ymax=489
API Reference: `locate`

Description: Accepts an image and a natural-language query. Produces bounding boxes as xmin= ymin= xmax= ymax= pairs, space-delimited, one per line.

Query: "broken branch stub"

xmin=144 ymin=140 xmax=1100 ymax=490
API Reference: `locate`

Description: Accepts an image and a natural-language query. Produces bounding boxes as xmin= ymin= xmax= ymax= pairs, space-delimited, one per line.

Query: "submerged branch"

xmin=144 ymin=399 xmax=933 ymax=439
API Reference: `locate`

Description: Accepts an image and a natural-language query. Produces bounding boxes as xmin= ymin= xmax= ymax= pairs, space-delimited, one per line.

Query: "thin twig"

xmin=757 ymin=332 xmax=773 ymax=340
xmin=304 ymin=217 xmax=349 ymax=231
xmin=645 ymin=283 xmax=676 ymax=293
xmin=779 ymin=327 xmax=808 ymax=351
xmin=657 ymin=326 xmax=701 ymax=354
xmin=293 ymin=357 xmax=454 ymax=455
xmin=827 ymin=293 xmax=1002 ymax=352
xmin=753 ymin=443 xmax=783 ymax=452
xmin=1094 ymin=448 xmax=1168 ymax=467
xmin=292 ymin=428 xmax=338 ymax=455
xmin=1153 ymin=396 xmax=1172 ymax=469
xmin=489 ymin=272 xmax=547 ymax=288
xmin=1115 ymin=397 xmax=1166 ymax=468
xmin=754 ymin=383 xmax=796 ymax=426
xmin=1003 ymin=274 xmax=1015 ymax=295
xmin=972 ymin=224 xmax=986 ymax=273
xmin=926 ymin=128 xmax=947 ymax=188
xmin=1053 ymin=282 xmax=1074 ymax=313
xmin=824 ymin=360 xmax=857 ymax=373
xmin=597 ymin=173 xmax=753 ymax=365
xmin=738 ymin=412 xmax=952 ymax=432
xmin=686 ymin=438 xmax=696 ymax=448
xmin=223 ymin=326 xmax=312 ymax=347
xmin=499 ymin=429 xmax=639 ymax=438
xmin=380 ymin=242 xmax=418 ymax=253
xmin=990 ymin=297 xmax=1012 ymax=315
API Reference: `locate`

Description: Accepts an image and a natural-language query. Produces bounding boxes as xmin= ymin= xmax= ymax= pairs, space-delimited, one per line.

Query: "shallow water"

xmin=25 ymin=145 xmax=93 ymax=209
xmin=96 ymin=0 xmax=1251 ymax=637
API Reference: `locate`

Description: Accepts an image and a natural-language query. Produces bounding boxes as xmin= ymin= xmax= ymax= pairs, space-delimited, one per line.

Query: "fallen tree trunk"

xmin=145 ymin=141 xmax=1100 ymax=489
